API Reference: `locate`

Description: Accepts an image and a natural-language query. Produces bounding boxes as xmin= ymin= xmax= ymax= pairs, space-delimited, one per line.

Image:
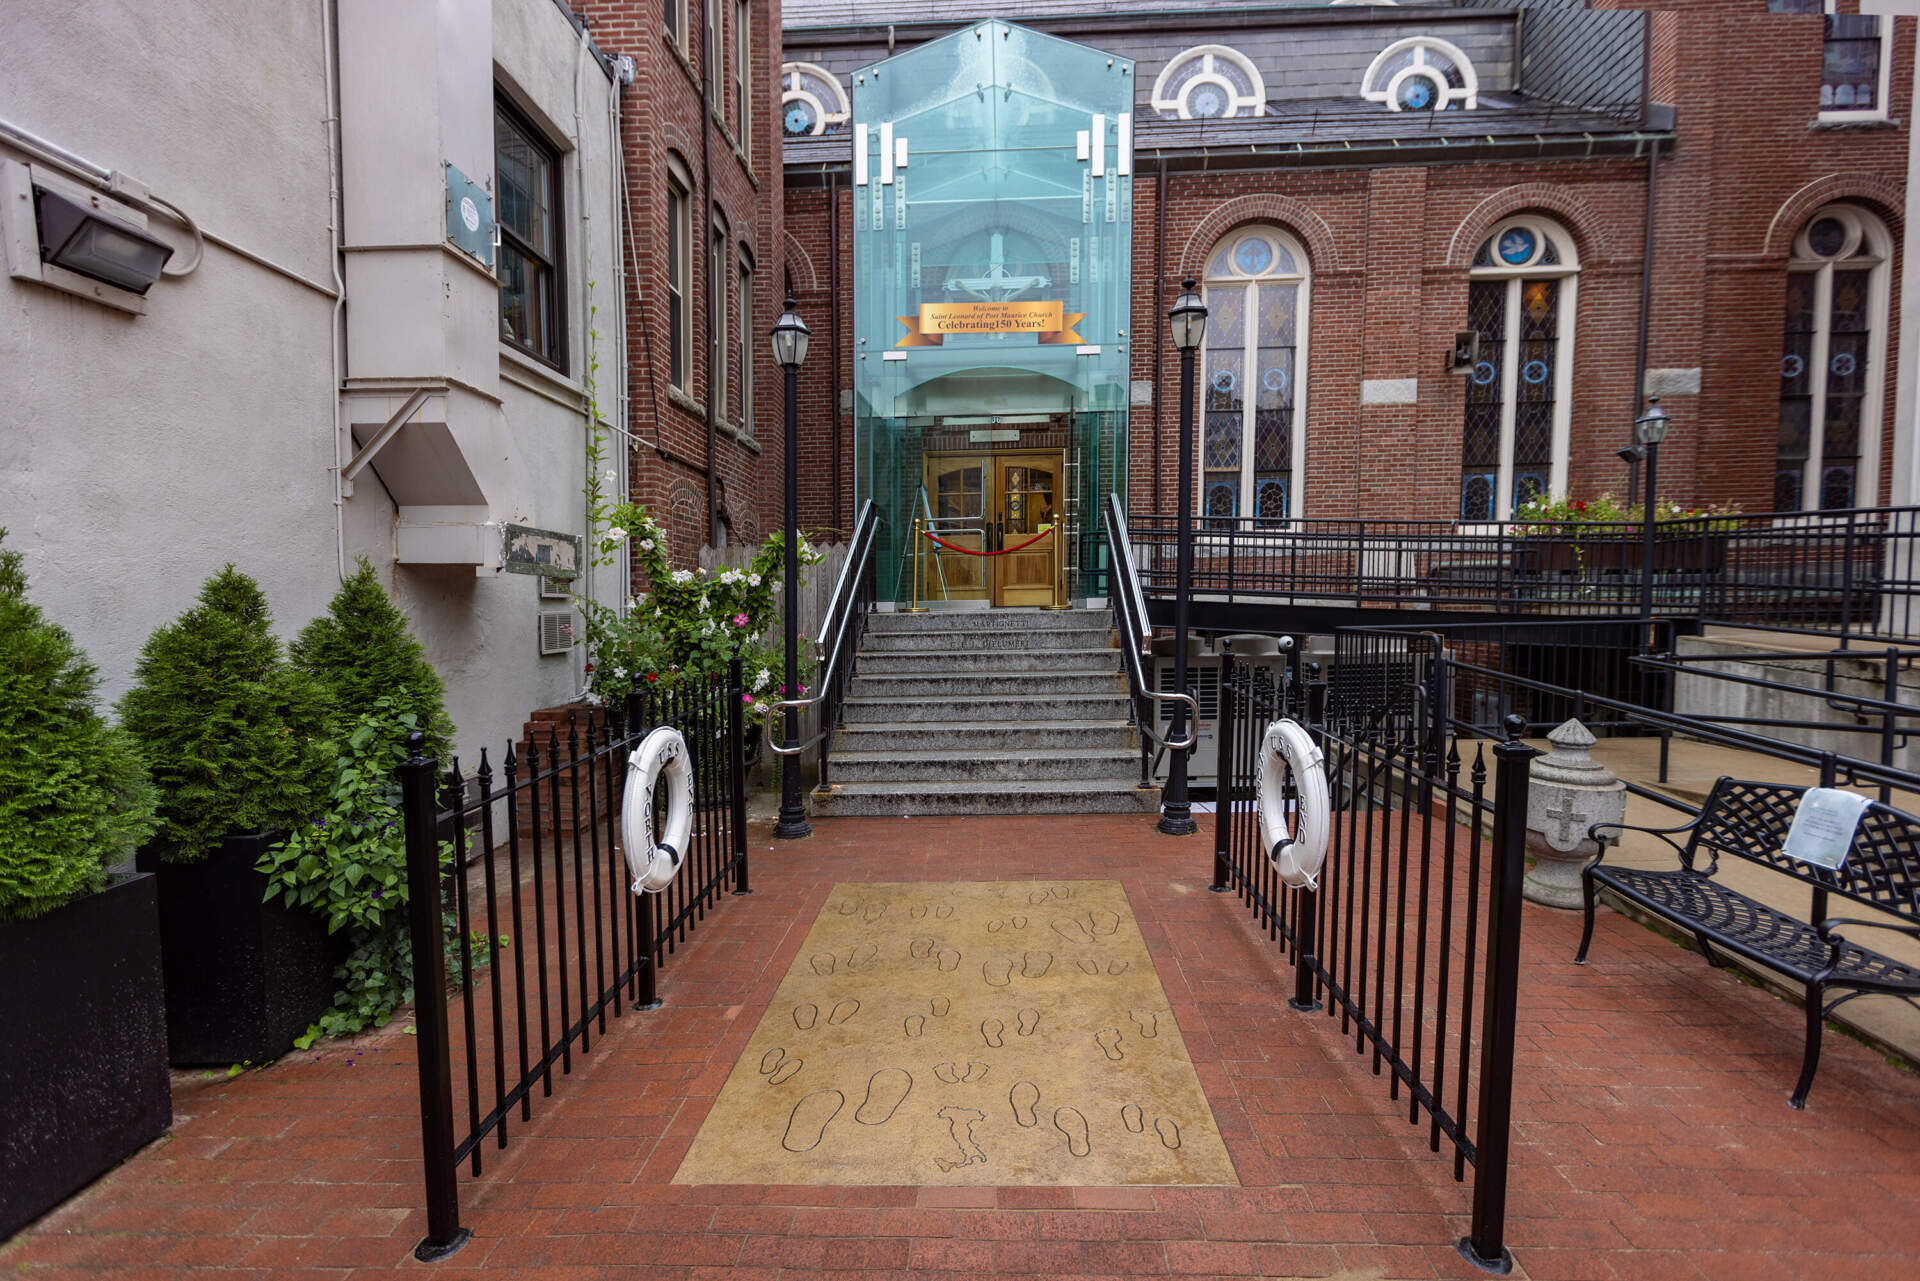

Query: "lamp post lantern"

xmin=770 ymin=297 xmax=811 ymax=840
xmin=1633 ymin=396 xmax=1671 ymax=651
xmin=1159 ymin=279 xmax=1208 ymax=837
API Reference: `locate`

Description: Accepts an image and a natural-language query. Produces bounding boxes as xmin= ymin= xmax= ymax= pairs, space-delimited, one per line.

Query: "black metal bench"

xmin=1578 ymin=778 xmax=1920 ymax=1108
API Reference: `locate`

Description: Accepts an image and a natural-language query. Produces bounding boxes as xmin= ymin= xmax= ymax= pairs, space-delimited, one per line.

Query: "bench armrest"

xmin=1816 ymin=916 xmax=1920 ymax=946
xmin=1587 ymin=818 xmax=1702 ymax=871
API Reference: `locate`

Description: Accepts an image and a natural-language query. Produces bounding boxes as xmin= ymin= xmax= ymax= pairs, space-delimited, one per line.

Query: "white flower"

xmin=640 ymin=538 xmax=655 ymax=550
xmin=606 ymin=526 xmax=627 ymax=542
xmin=653 ymin=606 xmax=662 ymax=618
xmin=748 ymin=573 xmax=762 ymax=587
xmin=627 ymin=596 xmax=638 ymax=611
xmin=602 ymin=469 xmax=616 ymax=485
xmin=672 ymin=569 xmax=694 ymax=584
xmin=698 ymin=595 xmax=710 ymax=611
xmin=754 ymin=667 xmax=771 ymax=690
xmin=1670 ymin=504 xmax=1681 ymax=514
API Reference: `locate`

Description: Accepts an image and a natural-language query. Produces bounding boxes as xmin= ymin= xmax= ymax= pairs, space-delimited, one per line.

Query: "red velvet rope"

xmin=921 ymin=528 xmax=1054 ymax=557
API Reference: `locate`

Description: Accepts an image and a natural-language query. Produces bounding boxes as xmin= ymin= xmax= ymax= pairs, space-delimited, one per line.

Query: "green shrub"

xmin=118 ymin=567 xmax=328 ymax=863
xmin=0 ymin=530 xmax=159 ymax=920
xmin=292 ymin=559 xmax=454 ymax=763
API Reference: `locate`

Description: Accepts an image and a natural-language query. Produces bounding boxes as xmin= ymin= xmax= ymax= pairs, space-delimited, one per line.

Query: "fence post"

xmin=400 ymin=733 xmax=470 ymax=1262
xmin=729 ymin=656 xmax=752 ymax=894
xmin=1212 ymin=644 xmax=1236 ymax=893
xmin=1460 ymin=714 xmax=1538 ymax=1276
xmin=1291 ymin=667 xmax=1327 ymax=1014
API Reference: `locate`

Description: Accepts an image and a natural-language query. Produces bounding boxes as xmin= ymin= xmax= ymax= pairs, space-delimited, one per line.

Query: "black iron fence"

xmin=399 ymin=663 xmax=750 ymax=1260
xmin=1213 ymin=648 xmax=1533 ymax=1272
xmin=1130 ymin=506 xmax=1920 ymax=643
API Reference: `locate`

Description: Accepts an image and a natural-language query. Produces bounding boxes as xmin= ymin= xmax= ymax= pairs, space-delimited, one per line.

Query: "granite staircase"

xmin=811 ymin=607 xmax=1161 ymax=817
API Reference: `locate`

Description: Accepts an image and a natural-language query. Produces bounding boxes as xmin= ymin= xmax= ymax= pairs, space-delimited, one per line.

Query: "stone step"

xmin=866 ymin=608 xmax=1112 ymax=634
xmin=855 ymin=647 xmax=1121 ymax=675
xmin=828 ymin=747 xmax=1139 ymax=784
xmin=848 ymin=670 xmax=1126 ymax=700
xmin=863 ymin=626 xmax=1117 ymax=653
xmin=812 ymin=778 xmax=1161 ymax=818
xmin=829 ymin=720 xmax=1139 ymax=754
xmin=841 ymin=692 xmax=1131 ymax=724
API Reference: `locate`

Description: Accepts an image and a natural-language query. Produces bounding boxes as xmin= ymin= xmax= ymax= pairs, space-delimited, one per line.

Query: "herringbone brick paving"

xmin=4 ymin=814 xmax=1918 ymax=1279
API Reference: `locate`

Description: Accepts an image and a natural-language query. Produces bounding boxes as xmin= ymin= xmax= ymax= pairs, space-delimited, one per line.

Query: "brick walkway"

xmin=6 ymin=814 xmax=1920 ymax=1279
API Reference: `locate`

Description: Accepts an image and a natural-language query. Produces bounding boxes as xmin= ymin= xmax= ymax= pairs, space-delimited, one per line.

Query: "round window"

xmin=1806 ymin=217 xmax=1848 ymax=258
xmin=1188 ymin=82 xmax=1229 ymax=118
xmin=783 ymin=100 xmax=817 ymax=136
xmin=1497 ymin=226 xmax=1537 ymax=266
xmin=1396 ymin=73 xmax=1443 ymax=111
xmin=1233 ymin=237 xmax=1274 ymax=275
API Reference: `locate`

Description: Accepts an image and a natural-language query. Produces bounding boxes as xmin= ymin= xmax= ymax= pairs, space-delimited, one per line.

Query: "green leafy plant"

xmin=1514 ymin=492 xmax=1743 ymax=535
xmin=580 ymin=503 xmax=821 ymax=724
xmin=292 ymin=559 xmax=455 ymax=763
xmin=0 ymin=530 xmax=159 ymax=920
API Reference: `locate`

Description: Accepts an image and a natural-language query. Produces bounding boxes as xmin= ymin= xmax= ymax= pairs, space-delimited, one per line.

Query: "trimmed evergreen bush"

xmin=291 ymin=558 xmax=454 ymax=763
xmin=0 ymin=530 xmax=159 ymax=920
xmin=118 ymin=567 xmax=327 ymax=864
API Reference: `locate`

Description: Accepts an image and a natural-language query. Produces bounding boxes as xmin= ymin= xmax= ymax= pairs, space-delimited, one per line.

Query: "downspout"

xmin=573 ymin=23 xmax=596 ymax=627
xmin=830 ymin=167 xmax=843 ymax=532
xmin=323 ymin=0 xmax=347 ymax=582
xmin=701 ymin=0 xmax=719 ymax=549
xmin=1153 ymin=154 xmax=1167 ymax=512
xmin=1629 ymin=137 xmax=1659 ymax=507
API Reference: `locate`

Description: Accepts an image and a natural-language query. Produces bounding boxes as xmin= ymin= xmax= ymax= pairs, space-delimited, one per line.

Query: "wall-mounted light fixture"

xmin=32 ymin=185 xmax=173 ymax=293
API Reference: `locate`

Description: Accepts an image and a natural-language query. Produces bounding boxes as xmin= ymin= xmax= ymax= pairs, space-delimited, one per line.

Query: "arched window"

xmin=1460 ymin=217 xmax=1578 ymax=521
xmin=1151 ymin=46 xmax=1266 ymax=120
xmin=780 ymin=62 xmax=849 ymax=137
xmin=1361 ymin=37 xmax=1478 ymax=111
xmin=1777 ymin=204 xmax=1891 ymax=510
xmin=1200 ymin=227 xmax=1309 ymax=526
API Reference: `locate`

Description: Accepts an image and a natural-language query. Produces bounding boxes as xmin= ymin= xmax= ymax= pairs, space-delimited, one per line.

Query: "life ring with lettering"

xmin=623 ymin=727 xmax=692 ymax=894
xmin=1257 ymin=719 xmax=1331 ymax=890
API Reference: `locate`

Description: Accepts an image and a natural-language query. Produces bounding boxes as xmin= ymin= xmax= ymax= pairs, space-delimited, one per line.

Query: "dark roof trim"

xmin=783 ymin=4 xmax=1505 ymax=45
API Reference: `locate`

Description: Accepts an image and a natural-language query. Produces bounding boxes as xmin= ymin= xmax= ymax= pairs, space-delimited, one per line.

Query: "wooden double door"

xmin=922 ymin=450 xmax=1063 ymax=607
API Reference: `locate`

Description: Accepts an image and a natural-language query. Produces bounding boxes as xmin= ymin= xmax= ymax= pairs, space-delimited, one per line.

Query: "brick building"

xmin=774 ymin=0 xmax=1914 ymax=579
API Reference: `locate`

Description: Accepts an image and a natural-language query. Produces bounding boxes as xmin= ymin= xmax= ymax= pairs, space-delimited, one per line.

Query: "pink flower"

xmin=732 ymin=612 xmax=749 ymax=627
xmin=742 ymin=693 xmax=754 ymax=705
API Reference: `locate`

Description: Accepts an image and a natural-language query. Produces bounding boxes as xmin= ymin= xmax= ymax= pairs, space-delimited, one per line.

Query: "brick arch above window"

xmin=781 ymin=229 xmax=818 ymax=293
xmin=1178 ymin=195 xmax=1346 ymax=278
xmin=1447 ymin=184 xmax=1614 ymax=269
xmin=1763 ymin=172 xmax=1906 ymax=260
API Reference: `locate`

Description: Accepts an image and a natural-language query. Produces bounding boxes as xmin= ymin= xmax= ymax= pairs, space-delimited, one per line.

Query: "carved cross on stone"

xmin=1545 ymin=800 xmax=1585 ymax=848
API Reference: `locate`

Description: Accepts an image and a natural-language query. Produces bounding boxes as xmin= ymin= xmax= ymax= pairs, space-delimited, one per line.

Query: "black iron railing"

xmin=1105 ymin=492 xmax=1197 ymax=787
xmin=1129 ymin=506 xmax=1920 ymax=642
xmin=769 ymin=499 xmax=877 ymax=789
xmin=399 ymin=666 xmax=750 ymax=1260
xmin=1213 ymin=649 xmax=1533 ymax=1272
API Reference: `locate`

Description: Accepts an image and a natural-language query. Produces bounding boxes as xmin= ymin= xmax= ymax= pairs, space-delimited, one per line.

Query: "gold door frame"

xmin=919 ymin=449 xmax=1065 ymax=608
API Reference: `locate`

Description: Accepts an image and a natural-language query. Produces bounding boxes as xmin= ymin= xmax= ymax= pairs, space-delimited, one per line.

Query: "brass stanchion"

xmin=905 ymin=516 xmax=928 ymax=612
xmin=1043 ymin=515 xmax=1070 ymax=609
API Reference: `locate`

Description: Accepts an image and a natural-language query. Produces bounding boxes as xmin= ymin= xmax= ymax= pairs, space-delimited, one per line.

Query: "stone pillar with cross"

xmin=1524 ymin=719 xmax=1627 ymax=909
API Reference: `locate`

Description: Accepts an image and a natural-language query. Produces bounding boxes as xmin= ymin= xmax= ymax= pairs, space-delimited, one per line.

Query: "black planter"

xmin=138 ymin=831 xmax=348 ymax=1066
xmin=1 ymin=873 xmax=171 ymax=1239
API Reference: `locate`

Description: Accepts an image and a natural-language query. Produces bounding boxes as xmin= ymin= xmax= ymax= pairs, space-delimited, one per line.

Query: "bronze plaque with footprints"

xmin=672 ymin=881 xmax=1238 ymax=1186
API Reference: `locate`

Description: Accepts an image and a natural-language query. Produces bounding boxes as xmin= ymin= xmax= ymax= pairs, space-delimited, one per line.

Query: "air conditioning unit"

xmin=537 ymin=573 xmax=573 ymax=601
xmin=537 ymin=610 xmax=576 ymax=657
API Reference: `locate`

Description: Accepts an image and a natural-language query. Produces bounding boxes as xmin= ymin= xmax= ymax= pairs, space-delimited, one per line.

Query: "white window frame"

xmin=664 ymin=0 xmax=685 ymax=48
xmin=709 ymin=219 xmax=727 ymax=412
xmin=780 ymin=62 xmax=852 ymax=136
xmin=666 ymin=159 xmax=692 ymax=391
xmin=1464 ymin=217 xmax=1579 ymax=523
xmin=1361 ymin=36 xmax=1479 ymax=112
xmin=1818 ymin=1 xmax=1892 ymax=123
xmin=736 ymin=0 xmax=751 ymax=151
xmin=1779 ymin=203 xmax=1891 ymax=510
xmin=738 ymin=250 xmax=754 ymax=436
xmin=1197 ymin=226 xmax=1312 ymax=524
xmin=1150 ymin=46 xmax=1267 ymax=120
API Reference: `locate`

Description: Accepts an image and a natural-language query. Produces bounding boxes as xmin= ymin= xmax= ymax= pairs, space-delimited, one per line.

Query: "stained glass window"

xmin=1776 ymin=205 xmax=1886 ymax=510
xmin=780 ymin=62 xmax=850 ymax=136
xmin=1461 ymin=219 xmax=1577 ymax=520
xmin=1151 ymin=46 xmax=1267 ymax=120
xmin=1201 ymin=228 xmax=1307 ymax=524
xmin=1361 ymin=37 xmax=1478 ymax=112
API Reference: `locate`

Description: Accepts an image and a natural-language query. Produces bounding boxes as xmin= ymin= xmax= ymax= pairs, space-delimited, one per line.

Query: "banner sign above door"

xmin=895 ymin=300 xmax=1086 ymax=347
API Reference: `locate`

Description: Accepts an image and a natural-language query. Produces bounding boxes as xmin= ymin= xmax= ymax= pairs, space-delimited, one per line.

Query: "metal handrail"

xmin=768 ymin=501 xmax=879 ymax=760
xmin=813 ymin=499 xmax=874 ymax=651
xmin=1106 ymin=493 xmax=1196 ymax=752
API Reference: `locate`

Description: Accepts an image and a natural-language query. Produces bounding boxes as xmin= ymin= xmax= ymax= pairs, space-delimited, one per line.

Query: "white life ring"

xmin=622 ymin=727 xmax=693 ymax=894
xmin=1256 ymin=718 xmax=1331 ymax=890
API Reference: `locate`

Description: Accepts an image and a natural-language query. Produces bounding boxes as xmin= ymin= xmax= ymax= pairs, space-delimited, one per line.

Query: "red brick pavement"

xmin=5 ymin=814 xmax=1919 ymax=1280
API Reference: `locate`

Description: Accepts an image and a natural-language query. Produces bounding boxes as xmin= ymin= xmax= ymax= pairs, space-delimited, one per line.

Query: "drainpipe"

xmin=701 ymin=0 xmax=719 ymax=548
xmin=1154 ymin=154 xmax=1167 ymax=512
xmin=323 ymin=0 xmax=347 ymax=582
xmin=830 ymin=167 xmax=843 ymax=532
xmin=1629 ymin=136 xmax=1659 ymax=507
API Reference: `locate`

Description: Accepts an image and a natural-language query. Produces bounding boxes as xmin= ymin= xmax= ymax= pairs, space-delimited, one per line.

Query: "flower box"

xmin=0 ymin=873 xmax=171 ymax=1238
xmin=1519 ymin=531 xmax=1729 ymax=577
xmin=137 ymin=831 xmax=348 ymax=1066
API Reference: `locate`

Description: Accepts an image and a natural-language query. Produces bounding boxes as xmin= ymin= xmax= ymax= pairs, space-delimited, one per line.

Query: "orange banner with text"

xmin=894 ymin=300 xmax=1087 ymax=347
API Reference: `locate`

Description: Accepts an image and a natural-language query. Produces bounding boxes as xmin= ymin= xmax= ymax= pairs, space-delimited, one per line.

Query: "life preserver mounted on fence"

xmin=1257 ymin=719 xmax=1331 ymax=890
xmin=623 ymin=726 xmax=693 ymax=894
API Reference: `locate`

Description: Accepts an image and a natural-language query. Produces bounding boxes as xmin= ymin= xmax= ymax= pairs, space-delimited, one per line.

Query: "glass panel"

xmin=1823 ymin=17 xmax=1881 ymax=110
xmin=1203 ymin=284 xmax=1245 ymax=528
xmin=498 ymin=241 xmax=540 ymax=354
xmin=1460 ymin=279 xmax=1507 ymax=519
xmin=1253 ymin=282 xmax=1295 ymax=528
xmin=1512 ymin=278 xmax=1559 ymax=482
xmin=668 ymin=187 xmax=685 ymax=386
xmin=1396 ymin=73 xmax=1444 ymax=111
xmin=1821 ymin=266 xmax=1870 ymax=508
xmin=1370 ymin=48 xmax=1417 ymax=92
xmin=1776 ymin=271 xmax=1816 ymax=508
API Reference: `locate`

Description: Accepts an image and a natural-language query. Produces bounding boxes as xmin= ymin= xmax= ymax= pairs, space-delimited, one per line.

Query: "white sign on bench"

xmin=1780 ymin=787 xmax=1872 ymax=871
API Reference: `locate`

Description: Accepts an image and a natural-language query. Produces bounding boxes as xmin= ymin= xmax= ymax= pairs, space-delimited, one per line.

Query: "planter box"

xmin=137 ymin=832 xmax=347 ymax=1066
xmin=1 ymin=873 xmax=171 ymax=1238
xmin=1520 ymin=532 xmax=1729 ymax=576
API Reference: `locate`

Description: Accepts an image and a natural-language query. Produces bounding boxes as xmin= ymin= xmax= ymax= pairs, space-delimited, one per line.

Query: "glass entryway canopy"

xmin=849 ymin=19 xmax=1134 ymax=605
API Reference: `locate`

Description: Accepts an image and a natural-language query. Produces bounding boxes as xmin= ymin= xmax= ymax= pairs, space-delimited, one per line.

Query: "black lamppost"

xmin=1633 ymin=395 xmax=1671 ymax=650
xmin=1159 ymin=278 xmax=1208 ymax=837
xmin=770 ymin=297 xmax=812 ymax=840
